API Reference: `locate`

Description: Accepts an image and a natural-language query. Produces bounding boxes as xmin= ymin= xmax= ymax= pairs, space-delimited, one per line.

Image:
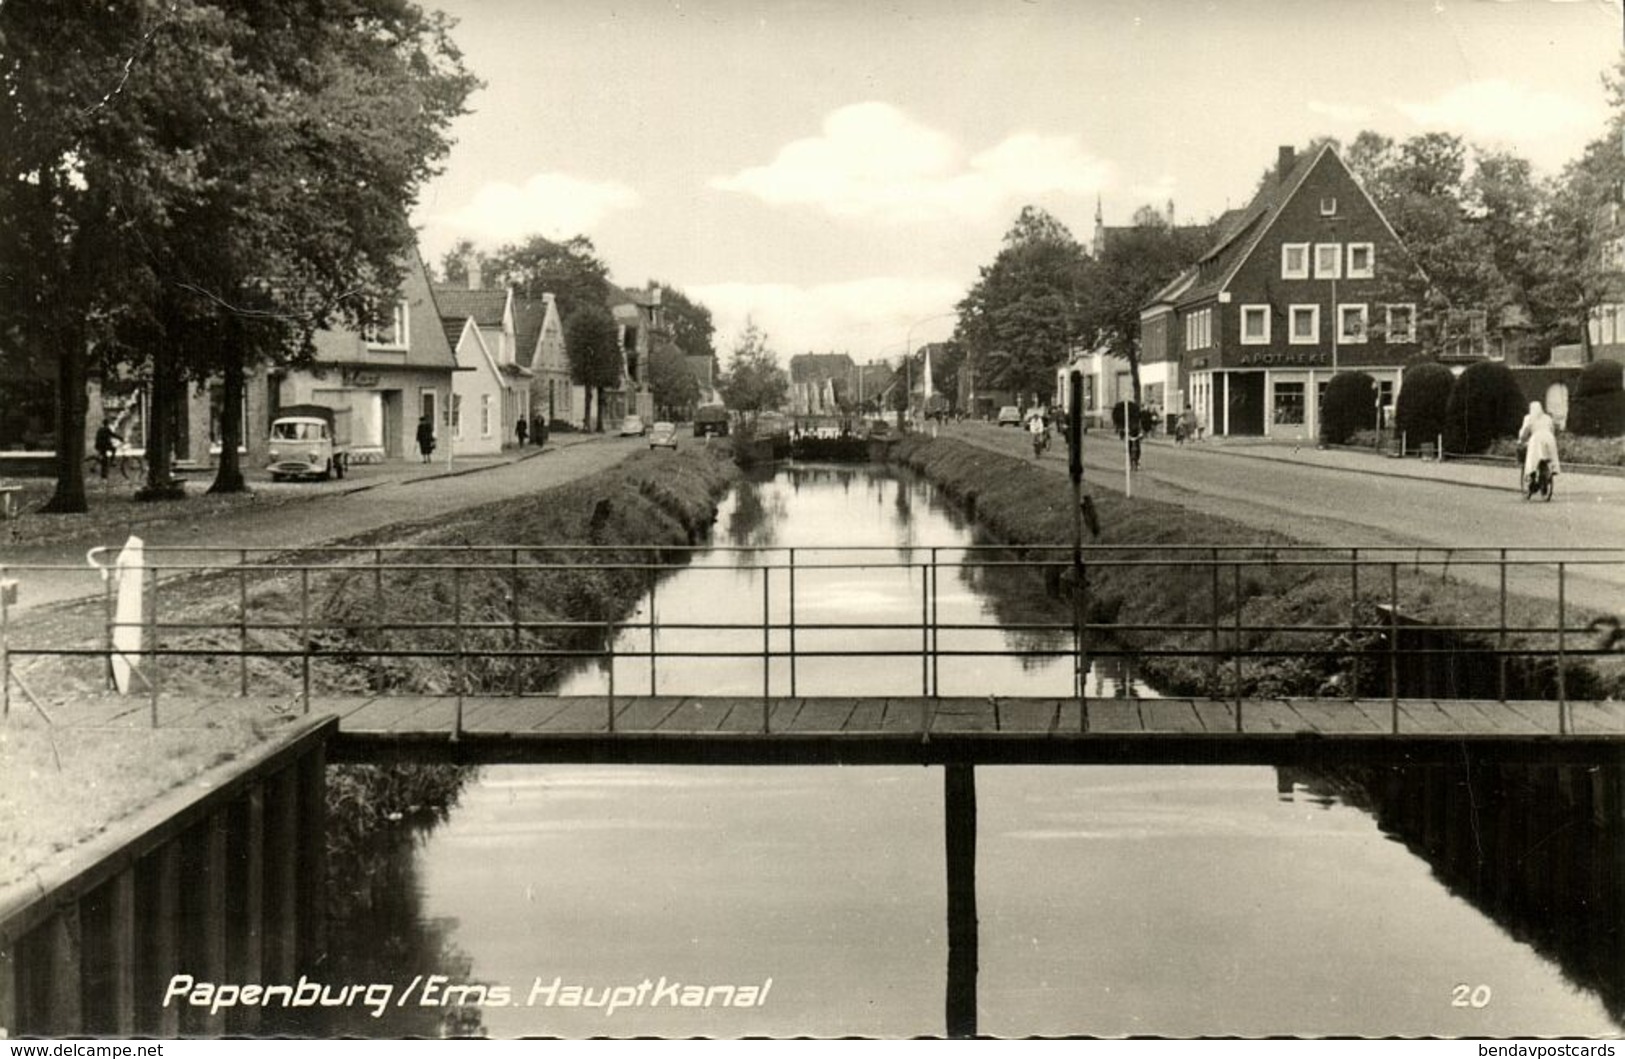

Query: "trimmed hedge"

xmin=1569 ymin=359 xmax=1625 ymax=437
xmin=1319 ymin=371 xmax=1376 ymax=446
xmin=1394 ymin=361 xmax=1454 ymax=449
xmin=1444 ymin=360 xmax=1524 ymax=453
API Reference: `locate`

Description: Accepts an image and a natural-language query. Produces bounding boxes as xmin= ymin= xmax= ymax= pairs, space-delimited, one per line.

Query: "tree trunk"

xmin=40 ymin=326 xmax=90 ymax=514
xmin=594 ymin=387 xmax=604 ymax=432
xmin=209 ymin=342 xmax=247 ymax=494
xmin=137 ymin=344 xmax=185 ymax=502
xmin=582 ymin=386 xmax=594 ymax=434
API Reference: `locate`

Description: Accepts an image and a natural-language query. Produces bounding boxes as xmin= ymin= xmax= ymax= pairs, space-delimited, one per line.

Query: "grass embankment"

xmin=890 ymin=435 xmax=1623 ymax=700
xmin=2 ymin=446 xmax=740 ymax=894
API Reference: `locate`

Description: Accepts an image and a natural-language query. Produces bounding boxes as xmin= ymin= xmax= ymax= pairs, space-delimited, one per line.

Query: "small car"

xmin=997 ymin=405 xmax=1022 ymax=427
xmin=648 ymin=421 xmax=678 ymax=449
xmin=619 ymin=414 xmax=646 ymax=437
xmin=266 ymin=408 xmax=348 ymax=481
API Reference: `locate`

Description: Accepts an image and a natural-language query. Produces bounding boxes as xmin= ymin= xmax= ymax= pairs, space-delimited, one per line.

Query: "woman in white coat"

xmin=1517 ymin=401 xmax=1560 ymax=487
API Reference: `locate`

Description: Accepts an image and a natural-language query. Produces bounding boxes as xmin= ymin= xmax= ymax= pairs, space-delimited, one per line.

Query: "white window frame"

xmin=1289 ymin=304 xmax=1320 ymax=345
xmin=451 ymin=394 xmax=464 ymax=439
xmin=1346 ymin=243 xmax=1375 ymax=279
xmin=1314 ymin=244 xmax=1342 ymax=279
xmin=480 ymin=394 xmax=494 ymax=437
xmin=1319 ymin=196 xmax=1337 ymax=217
xmin=1384 ymin=304 xmax=1416 ymax=344
xmin=1281 ymin=243 xmax=1309 ymax=280
xmin=1240 ymin=305 xmax=1270 ymax=345
xmin=1338 ymin=304 xmax=1369 ymax=344
xmin=365 ymin=299 xmax=410 ymax=350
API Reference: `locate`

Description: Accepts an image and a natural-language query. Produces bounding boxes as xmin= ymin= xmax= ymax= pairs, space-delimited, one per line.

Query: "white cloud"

xmin=711 ymin=102 xmax=1109 ymax=223
xmin=1394 ymin=79 xmax=1603 ymax=148
xmin=417 ymin=172 xmax=641 ymax=256
xmin=687 ymin=275 xmax=966 ymax=364
xmin=1308 ymin=100 xmax=1374 ymax=123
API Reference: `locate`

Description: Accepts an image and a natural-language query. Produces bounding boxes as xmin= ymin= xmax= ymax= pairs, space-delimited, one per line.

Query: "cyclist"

xmin=93 ymin=418 xmax=124 ymax=479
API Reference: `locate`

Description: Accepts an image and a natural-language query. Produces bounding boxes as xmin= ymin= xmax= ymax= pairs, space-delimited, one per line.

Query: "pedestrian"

xmin=535 ymin=414 xmax=548 ymax=447
xmin=1028 ymin=409 xmax=1047 ymax=458
xmin=416 ymin=415 xmax=435 ymax=463
xmin=516 ymin=416 xmax=529 ymax=447
xmin=93 ymin=418 xmax=124 ymax=479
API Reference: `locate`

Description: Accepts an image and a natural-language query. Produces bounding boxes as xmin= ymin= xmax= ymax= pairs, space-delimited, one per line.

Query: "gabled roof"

xmin=512 ymin=296 xmax=552 ymax=370
xmin=432 ymin=286 xmax=509 ymax=347
xmin=1175 ymin=146 xmax=1329 ymax=308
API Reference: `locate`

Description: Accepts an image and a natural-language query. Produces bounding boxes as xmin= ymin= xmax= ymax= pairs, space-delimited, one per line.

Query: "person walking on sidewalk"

xmin=416 ymin=415 xmax=436 ymax=463
xmin=516 ymin=417 xmax=529 ymax=447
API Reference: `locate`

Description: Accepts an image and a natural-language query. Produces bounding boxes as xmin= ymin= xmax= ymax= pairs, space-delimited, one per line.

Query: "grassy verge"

xmin=1 ymin=446 xmax=740 ymax=892
xmin=890 ymin=435 xmax=1623 ymax=699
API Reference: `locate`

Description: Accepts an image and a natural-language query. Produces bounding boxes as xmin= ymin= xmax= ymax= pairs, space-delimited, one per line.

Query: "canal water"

xmin=312 ymin=464 xmax=1622 ymax=1038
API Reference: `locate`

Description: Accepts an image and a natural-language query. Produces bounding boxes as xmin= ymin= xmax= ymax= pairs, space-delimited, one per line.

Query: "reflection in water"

xmin=1284 ymin=761 xmax=1625 ymax=1026
xmin=319 ymin=463 xmax=1622 ymax=1036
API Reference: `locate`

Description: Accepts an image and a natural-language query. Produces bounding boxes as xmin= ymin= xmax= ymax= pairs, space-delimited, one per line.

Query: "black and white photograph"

xmin=2 ymin=0 xmax=1624 ymax=1042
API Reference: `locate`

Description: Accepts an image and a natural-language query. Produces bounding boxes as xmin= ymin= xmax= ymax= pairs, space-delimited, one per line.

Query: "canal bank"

xmin=884 ymin=434 xmax=1625 ymax=701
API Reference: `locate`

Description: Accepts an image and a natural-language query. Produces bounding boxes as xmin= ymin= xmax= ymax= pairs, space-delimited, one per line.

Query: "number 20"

xmin=1452 ymin=984 xmax=1492 ymax=1008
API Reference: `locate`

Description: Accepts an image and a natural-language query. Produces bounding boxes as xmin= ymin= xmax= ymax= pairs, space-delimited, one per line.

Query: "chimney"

xmin=466 ymin=254 xmax=482 ymax=291
xmin=1277 ymin=146 xmax=1296 ymax=184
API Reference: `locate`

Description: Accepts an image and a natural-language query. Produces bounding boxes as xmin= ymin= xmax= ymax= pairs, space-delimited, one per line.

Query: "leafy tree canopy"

xmin=720 ymin=321 xmax=788 ymax=414
xmin=653 ymin=282 xmax=718 ymax=368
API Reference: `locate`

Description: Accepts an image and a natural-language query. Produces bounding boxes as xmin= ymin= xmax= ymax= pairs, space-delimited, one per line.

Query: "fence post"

xmin=299 ymin=567 xmax=310 ymax=715
xmin=149 ymin=564 xmax=161 ymax=727
xmin=606 ymin=620 xmax=616 ymax=733
xmin=238 ymin=551 xmax=249 ymax=697
xmin=1349 ymin=547 xmax=1360 ymax=701
xmin=648 ymin=557 xmax=659 ymax=697
xmin=512 ymin=547 xmax=523 ymax=698
xmin=373 ymin=548 xmax=385 ymax=692
xmin=788 ymin=548 xmax=797 ymax=698
xmin=1558 ymin=562 xmax=1567 ymax=736
xmin=103 ymin=562 xmax=116 ymax=690
xmin=1389 ymin=561 xmax=1399 ymax=734
xmin=920 ymin=559 xmax=930 ymax=697
xmin=1497 ymin=548 xmax=1508 ymax=703
xmin=762 ymin=566 xmax=771 ymax=733
xmin=931 ymin=547 xmax=940 ymax=700
xmin=1 ymin=567 xmax=10 ymax=719
xmin=1209 ymin=547 xmax=1221 ymax=699
xmin=453 ymin=565 xmax=465 ymax=740
xmin=1232 ymin=560 xmax=1243 ymax=731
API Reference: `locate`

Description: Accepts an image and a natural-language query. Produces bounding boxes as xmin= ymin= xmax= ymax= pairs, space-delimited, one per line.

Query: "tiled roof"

xmin=432 ymin=286 xmax=508 ymax=328
xmin=512 ymin=297 xmax=550 ymax=369
xmin=1175 ymin=146 xmax=1328 ymax=308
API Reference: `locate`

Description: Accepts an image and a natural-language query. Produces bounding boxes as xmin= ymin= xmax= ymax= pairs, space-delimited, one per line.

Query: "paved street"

xmin=3 ymin=431 xmax=657 ymax=614
xmin=944 ymin=421 xmax=1625 ymax=615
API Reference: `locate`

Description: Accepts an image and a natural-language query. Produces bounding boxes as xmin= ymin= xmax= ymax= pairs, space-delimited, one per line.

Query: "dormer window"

xmin=365 ymin=300 xmax=409 ymax=349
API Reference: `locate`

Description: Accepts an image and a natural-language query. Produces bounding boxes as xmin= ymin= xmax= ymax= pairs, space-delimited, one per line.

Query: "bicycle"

xmin=86 ymin=447 xmax=147 ymax=482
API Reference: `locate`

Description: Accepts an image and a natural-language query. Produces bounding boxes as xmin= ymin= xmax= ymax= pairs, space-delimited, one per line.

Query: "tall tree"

xmin=647 ymin=339 xmax=700 ymax=419
xmin=653 ymin=282 xmax=718 ymax=370
xmin=564 ymin=305 xmax=622 ymax=432
xmin=719 ymin=322 xmax=788 ymax=416
xmin=488 ymin=234 xmax=615 ymax=322
xmin=955 ymin=207 xmax=1088 ymax=402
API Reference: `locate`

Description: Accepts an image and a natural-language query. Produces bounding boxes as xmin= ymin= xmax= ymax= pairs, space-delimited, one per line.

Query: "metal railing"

xmin=2 ymin=544 xmax=1620 ymax=737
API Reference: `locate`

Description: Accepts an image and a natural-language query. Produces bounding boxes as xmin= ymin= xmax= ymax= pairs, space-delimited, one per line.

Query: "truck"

xmin=266 ymin=404 xmax=348 ymax=482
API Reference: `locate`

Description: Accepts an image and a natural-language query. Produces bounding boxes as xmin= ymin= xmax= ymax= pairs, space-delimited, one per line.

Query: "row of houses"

xmin=82 ymin=249 xmax=695 ymax=468
xmin=1061 ymin=143 xmax=1625 ymax=439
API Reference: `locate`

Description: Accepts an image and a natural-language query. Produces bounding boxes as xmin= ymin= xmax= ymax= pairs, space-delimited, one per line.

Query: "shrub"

xmin=1444 ymin=360 xmax=1524 ymax=454
xmin=1319 ymin=371 xmax=1376 ymax=446
xmin=1569 ymin=360 xmax=1625 ymax=437
xmin=1488 ymin=434 xmax=1625 ymax=469
xmin=1394 ymin=361 xmax=1454 ymax=450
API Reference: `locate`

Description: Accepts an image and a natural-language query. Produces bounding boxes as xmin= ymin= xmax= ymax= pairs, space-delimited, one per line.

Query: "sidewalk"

xmin=1159 ymin=435 xmax=1625 ymax=497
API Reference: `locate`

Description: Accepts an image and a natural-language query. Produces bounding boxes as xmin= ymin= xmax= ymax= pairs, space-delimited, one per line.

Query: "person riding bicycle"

xmin=1517 ymin=401 xmax=1560 ymax=495
xmin=93 ymin=418 xmax=124 ymax=479
xmin=1028 ymin=409 xmax=1048 ymax=457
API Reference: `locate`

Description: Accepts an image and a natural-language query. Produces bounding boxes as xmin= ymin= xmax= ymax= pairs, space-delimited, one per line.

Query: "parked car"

xmin=997 ymin=405 xmax=1022 ymax=427
xmin=619 ymin=414 xmax=646 ymax=437
xmin=266 ymin=405 xmax=347 ymax=481
xmin=648 ymin=421 xmax=678 ymax=449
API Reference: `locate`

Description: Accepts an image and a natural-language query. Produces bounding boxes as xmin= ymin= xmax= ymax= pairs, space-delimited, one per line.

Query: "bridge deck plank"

xmin=1288 ymin=699 xmax=1387 ymax=734
xmin=1190 ymin=700 xmax=1239 ymax=733
xmin=458 ymin=697 xmax=554 ymax=732
xmin=1138 ymin=699 xmax=1205 ymax=734
xmin=343 ymin=695 xmax=453 ymax=732
xmin=930 ymin=698 xmax=998 ymax=734
xmin=996 ymin=699 xmax=1060 ymax=734
xmin=880 ymin=699 xmax=930 ymax=733
xmin=533 ymin=700 xmax=612 ymax=733
xmin=1570 ymin=701 xmax=1625 ymax=734
xmin=654 ymin=700 xmax=732 ymax=733
xmin=1503 ymin=699 xmax=1561 ymax=734
xmin=1085 ymin=699 xmax=1143 ymax=733
xmin=612 ymin=697 xmax=686 ymax=732
xmin=787 ymin=699 xmax=856 ymax=733
xmin=1448 ymin=699 xmax=1548 ymax=736
xmin=844 ymin=700 xmax=886 ymax=732
xmin=1238 ymin=700 xmax=1310 ymax=734
xmin=716 ymin=699 xmax=776 ymax=733
xmin=1399 ymin=700 xmax=1472 ymax=734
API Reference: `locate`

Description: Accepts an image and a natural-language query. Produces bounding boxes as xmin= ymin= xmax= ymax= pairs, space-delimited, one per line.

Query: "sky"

xmin=410 ymin=0 xmax=1625 ymax=366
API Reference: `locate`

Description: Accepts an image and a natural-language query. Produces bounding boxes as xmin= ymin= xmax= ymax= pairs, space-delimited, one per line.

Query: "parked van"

xmin=266 ymin=405 xmax=348 ymax=481
xmin=693 ymin=404 xmax=730 ymax=437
